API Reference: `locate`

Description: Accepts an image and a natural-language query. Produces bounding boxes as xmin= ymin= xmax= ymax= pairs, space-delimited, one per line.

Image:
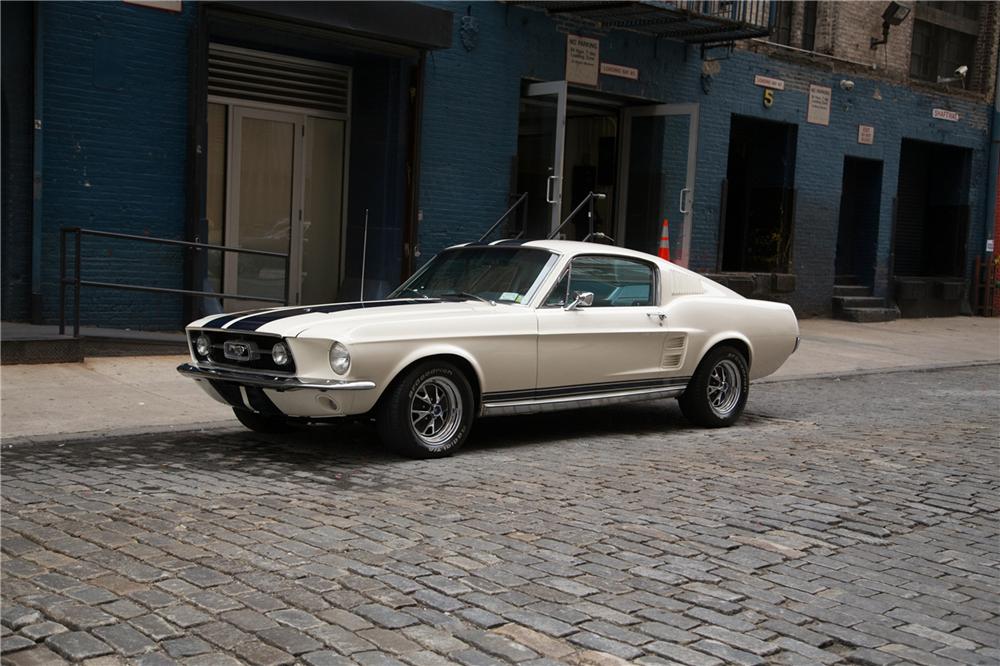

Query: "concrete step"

xmin=839 ymin=306 xmax=900 ymax=323
xmin=832 ymin=284 xmax=872 ymax=297
xmin=1 ymin=337 xmax=84 ymax=365
xmin=2 ymin=321 xmax=187 ymax=364
xmin=833 ymin=295 xmax=887 ymax=309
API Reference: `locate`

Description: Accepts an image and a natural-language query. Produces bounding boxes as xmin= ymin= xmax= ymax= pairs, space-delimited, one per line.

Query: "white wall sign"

xmin=858 ymin=125 xmax=875 ymax=145
xmin=600 ymin=63 xmax=638 ymax=80
xmin=754 ymin=75 xmax=785 ymax=90
xmin=124 ymin=0 xmax=182 ymax=11
xmin=932 ymin=108 xmax=960 ymax=122
xmin=987 ymin=239 xmax=995 ymax=253
xmin=807 ymin=85 xmax=832 ymax=126
xmin=566 ymin=35 xmax=599 ymax=87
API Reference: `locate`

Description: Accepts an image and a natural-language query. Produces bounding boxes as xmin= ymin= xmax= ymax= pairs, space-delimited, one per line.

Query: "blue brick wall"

xmin=40 ymin=1 xmax=194 ymax=330
xmin=416 ymin=3 xmax=992 ymax=316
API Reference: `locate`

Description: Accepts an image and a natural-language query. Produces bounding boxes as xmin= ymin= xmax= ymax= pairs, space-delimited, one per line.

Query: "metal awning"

xmin=511 ymin=1 xmax=773 ymax=44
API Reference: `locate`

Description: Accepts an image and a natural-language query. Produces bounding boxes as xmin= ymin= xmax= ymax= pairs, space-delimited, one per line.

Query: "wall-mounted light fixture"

xmin=936 ymin=65 xmax=968 ymax=87
xmin=870 ymin=1 xmax=911 ymax=50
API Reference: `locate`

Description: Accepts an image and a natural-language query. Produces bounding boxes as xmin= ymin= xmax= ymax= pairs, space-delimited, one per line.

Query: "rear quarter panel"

xmin=664 ymin=295 xmax=799 ymax=381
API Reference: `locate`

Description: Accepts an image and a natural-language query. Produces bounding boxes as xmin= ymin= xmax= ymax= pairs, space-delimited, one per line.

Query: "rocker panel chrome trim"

xmin=177 ymin=363 xmax=376 ymax=391
xmin=480 ymin=384 xmax=687 ymax=416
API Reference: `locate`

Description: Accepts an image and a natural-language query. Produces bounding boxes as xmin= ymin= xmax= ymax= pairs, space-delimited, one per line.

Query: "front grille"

xmin=189 ymin=330 xmax=296 ymax=374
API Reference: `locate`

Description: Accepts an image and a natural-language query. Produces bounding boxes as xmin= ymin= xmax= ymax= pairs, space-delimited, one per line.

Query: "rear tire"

xmin=233 ymin=407 xmax=292 ymax=433
xmin=377 ymin=361 xmax=474 ymax=458
xmin=678 ymin=345 xmax=749 ymax=428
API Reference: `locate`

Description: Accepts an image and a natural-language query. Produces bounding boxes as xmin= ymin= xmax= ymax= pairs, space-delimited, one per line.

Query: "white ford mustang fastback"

xmin=179 ymin=240 xmax=799 ymax=458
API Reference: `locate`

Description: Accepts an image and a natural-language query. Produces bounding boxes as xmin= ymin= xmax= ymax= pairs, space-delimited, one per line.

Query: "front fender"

xmin=379 ymin=344 xmax=487 ymax=403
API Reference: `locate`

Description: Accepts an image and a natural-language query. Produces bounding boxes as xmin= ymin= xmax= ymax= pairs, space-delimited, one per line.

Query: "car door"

xmin=535 ymin=254 xmax=669 ymax=392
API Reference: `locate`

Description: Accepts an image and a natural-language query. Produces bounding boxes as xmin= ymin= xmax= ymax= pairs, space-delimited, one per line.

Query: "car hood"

xmin=188 ymin=299 xmax=510 ymax=339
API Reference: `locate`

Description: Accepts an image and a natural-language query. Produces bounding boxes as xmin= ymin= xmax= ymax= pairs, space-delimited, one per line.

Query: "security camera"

xmin=840 ymin=80 xmax=855 ymax=91
xmin=955 ymin=65 xmax=968 ymax=77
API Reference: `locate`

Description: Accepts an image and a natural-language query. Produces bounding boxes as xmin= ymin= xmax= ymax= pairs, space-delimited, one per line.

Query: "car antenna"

xmin=360 ymin=208 xmax=369 ymax=303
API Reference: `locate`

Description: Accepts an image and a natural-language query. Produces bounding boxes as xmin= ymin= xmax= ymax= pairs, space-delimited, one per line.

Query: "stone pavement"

xmin=1 ymin=316 xmax=998 ymax=442
xmin=2 ymin=366 xmax=998 ymax=665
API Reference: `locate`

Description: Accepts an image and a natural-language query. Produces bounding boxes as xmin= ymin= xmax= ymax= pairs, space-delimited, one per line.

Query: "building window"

xmin=772 ymin=1 xmax=794 ymax=46
xmin=909 ymin=1 xmax=981 ymax=84
xmin=801 ymin=1 xmax=818 ymax=51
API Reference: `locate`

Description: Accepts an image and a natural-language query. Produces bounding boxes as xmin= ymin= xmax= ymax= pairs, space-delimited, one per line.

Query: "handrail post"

xmin=588 ymin=196 xmax=595 ymax=239
xmin=74 ymin=229 xmax=81 ymax=338
xmin=59 ymin=228 xmax=66 ymax=335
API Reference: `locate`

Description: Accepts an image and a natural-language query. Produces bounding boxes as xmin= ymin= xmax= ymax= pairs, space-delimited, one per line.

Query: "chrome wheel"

xmin=707 ymin=358 xmax=742 ymax=418
xmin=409 ymin=376 xmax=463 ymax=448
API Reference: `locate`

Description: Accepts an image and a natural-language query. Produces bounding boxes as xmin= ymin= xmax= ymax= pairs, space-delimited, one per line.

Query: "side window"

xmin=569 ymin=256 xmax=655 ymax=307
xmin=544 ymin=272 xmax=569 ymax=307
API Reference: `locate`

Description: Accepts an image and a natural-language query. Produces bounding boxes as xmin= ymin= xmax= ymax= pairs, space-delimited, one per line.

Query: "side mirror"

xmin=565 ymin=291 xmax=594 ymax=311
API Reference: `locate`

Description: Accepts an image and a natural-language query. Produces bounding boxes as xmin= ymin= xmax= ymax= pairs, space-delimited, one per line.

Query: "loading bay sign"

xmin=754 ymin=74 xmax=785 ymax=90
xmin=858 ymin=124 xmax=875 ymax=145
xmin=567 ymin=35 xmax=600 ymax=86
xmin=600 ymin=63 xmax=639 ymax=80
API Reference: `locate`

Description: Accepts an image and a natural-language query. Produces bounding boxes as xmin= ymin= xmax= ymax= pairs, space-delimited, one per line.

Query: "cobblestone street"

xmin=2 ymin=366 xmax=998 ymax=666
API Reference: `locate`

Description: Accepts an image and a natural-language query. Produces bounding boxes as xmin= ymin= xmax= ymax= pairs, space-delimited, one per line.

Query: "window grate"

xmin=208 ymin=44 xmax=351 ymax=115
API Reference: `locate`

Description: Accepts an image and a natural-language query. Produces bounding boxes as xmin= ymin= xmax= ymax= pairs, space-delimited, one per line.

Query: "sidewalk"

xmin=2 ymin=317 xmax=997 ymax=442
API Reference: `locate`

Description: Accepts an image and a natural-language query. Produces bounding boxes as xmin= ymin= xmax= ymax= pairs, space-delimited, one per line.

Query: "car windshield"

xmin=389 ymin=246 xmax=556 ymax=304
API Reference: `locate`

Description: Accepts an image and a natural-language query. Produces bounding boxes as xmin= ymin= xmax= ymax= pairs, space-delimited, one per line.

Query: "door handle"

xmin=647 ymin=312 xmax=667 ymax=326
xmin=546 ymin=175 xmax=560 ymax=204
xmin=678 ymin=188 xmax=691 ymax=214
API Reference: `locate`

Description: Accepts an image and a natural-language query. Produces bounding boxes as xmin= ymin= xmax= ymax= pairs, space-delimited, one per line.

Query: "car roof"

xmin=450 ymin=239 xmax=668 ymax=266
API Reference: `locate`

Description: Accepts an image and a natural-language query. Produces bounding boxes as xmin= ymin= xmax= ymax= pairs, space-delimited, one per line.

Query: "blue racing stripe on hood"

xmin=223 ymin=299 xmax=442 ymax=332
xmin=198 ymin=309 xmax=270 ymax=329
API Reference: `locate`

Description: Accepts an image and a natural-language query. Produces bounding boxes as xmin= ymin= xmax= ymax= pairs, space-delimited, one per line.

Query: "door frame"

xmin=524 ymin=80 xmax=568 ymax=236
xmin=224 ymin=106 xmax=303 ymax=305
xmin=218 ymin=103 xmax=353 ymax=306
xmin=616 ymin=103 xmax=700 ymax=267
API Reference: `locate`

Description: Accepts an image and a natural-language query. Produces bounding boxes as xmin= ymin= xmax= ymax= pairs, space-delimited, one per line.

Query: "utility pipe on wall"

xmin=987 ymin=49 xmax=999 ymax=252
xmin=30 ymin=2 xmax=43 ymax=323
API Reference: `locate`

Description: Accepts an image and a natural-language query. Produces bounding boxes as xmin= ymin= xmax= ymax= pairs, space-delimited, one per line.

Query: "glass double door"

xmin=517 ymin=81 xmax=698 ymax=267
xmin=221 ymin=106 xmax=346 ymax=309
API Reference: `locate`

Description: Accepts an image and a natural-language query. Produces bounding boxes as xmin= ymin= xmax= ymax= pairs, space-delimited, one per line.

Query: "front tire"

xmin=233 ymin=407 xmax=292 ymax=433
xmin=679 ymin=345 xmax=749 ymax=427
xmin=377 ymin=361 xmax=474 ymax=458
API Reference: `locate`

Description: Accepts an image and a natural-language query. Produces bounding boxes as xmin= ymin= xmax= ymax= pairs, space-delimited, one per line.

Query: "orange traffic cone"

xmin=658 ymin=218 xmax=670 ymax=261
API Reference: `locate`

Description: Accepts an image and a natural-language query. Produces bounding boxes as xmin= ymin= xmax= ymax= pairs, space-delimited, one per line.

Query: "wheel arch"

xmin=377 ymin=347 xmax=485 ymax=413
xmin=699 ymin=332 xmax=752 ymax=371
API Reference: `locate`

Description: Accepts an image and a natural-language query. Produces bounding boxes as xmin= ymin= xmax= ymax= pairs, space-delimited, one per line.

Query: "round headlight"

xmin=271 ymin=342 xmax=290 ymax=366
xmin=195 ymin=334 xmax=211 ymax=357
xmin=329 ymin=342 xmax=351 ymax=375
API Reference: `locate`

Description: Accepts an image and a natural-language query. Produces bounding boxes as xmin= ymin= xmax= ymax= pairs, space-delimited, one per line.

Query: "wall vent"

xmin=208 ymin=44 xmax=351 ymax=116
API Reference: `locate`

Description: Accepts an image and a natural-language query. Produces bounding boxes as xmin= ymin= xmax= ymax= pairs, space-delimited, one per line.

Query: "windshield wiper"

xmin=440 ymin=292 xmax=494 ymax=305
xmin=395 ymin=288 xmax=431 ymax=299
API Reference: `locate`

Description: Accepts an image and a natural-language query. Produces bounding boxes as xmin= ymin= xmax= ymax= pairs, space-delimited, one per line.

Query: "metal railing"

xmin=548 ymin=192 xmax=607 ymax=240
xmin=59 ymin=227 xmax=289 ymax=338
xmin=477 ymin=192 xmax=529 ymax=243
xmin=677 ymin=1 xmax=773 ymax=29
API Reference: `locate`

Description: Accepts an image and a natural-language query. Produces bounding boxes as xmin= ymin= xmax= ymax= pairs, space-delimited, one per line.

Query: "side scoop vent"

xmin=661 ymin=334 xmax=687 ymax=370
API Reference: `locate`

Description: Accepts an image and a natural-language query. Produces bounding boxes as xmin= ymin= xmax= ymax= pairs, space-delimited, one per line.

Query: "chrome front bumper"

xmin=177 ymin=363 xmax=376 ymax=392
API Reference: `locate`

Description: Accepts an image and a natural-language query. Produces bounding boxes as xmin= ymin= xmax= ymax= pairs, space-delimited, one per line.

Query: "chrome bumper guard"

xmin=177 ymin=363 xmax=375 ymax=392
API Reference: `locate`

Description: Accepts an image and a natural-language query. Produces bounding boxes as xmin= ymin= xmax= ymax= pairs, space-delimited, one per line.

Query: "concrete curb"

xmin=4 ymin=360 xmax=997 ymax=449
xmin=756 ymin=359 xmax=1000 ymax=384
xmin=1 ymin=420 xmax=243 ymax=450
